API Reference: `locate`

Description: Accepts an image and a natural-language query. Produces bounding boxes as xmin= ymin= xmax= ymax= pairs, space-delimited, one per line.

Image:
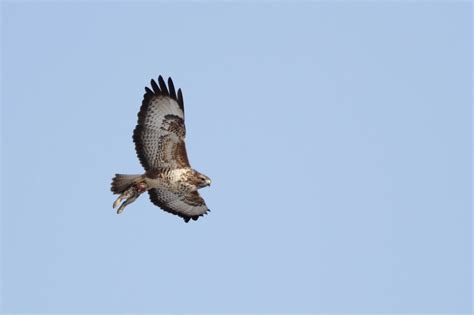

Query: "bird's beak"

xmin=206 ymin=179 xmax=212 ymax=187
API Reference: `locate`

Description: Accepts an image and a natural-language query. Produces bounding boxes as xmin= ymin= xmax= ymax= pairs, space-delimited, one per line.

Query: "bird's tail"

xmin=111 ymin=174 xmax=143 ymax=194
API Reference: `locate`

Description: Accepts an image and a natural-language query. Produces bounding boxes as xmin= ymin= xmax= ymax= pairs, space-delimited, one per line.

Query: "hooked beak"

xmin=206 ymin=179 xmax=212 ymax=187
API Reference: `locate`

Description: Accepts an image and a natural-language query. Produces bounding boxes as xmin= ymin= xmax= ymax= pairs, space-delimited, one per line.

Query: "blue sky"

xmin=1 ymin=1 xmax=472 ymax=313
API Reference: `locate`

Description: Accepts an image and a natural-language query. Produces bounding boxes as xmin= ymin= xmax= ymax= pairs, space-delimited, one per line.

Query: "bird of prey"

xmin=111 ymin=75 xmax=211 ymax=222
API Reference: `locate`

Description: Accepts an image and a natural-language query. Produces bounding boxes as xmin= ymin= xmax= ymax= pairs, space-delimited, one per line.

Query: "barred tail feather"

xmin=111 ymin=174 xmax=142 ymax=194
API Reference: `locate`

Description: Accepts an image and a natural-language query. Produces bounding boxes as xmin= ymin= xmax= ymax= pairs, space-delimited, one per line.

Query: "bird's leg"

xmin=114 ymin=190 xmax=139 ymax=214
xmin=113 ymin=181 xmax=148 ymax=214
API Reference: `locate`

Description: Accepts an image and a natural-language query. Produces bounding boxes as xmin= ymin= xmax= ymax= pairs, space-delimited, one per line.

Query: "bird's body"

xmin=143 ymin=167 xmax=204 ymax=193
xmin=111 ymin=76 xmax=211 ymax=222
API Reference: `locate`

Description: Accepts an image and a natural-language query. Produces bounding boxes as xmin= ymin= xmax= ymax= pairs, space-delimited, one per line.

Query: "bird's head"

xmin=194 ymin=171 xmax=211 ymax=188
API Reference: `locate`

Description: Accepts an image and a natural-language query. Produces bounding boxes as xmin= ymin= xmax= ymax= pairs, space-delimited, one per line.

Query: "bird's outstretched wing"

xmin=148 ymin=189 xmax=210 ymax=222
xmin=133 ymin=76 xmax=190 ymax=170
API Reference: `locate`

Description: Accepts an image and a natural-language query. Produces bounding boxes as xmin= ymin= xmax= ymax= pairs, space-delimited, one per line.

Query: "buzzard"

xmin=111 ymin=75 xmax=211 ymax=222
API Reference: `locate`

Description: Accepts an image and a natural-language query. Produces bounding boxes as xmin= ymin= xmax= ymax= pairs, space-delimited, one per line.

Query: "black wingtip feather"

xmin=150 ymin=79 xmax=160 ymax=94
xmin=177 ymin=88 xmax=184 ymax=111
xmin=158 ymin=76 xmax=169 ymax=96
xmin=144 ymin=86 xmax=153 ymax=95
xmin=168 ymin=77 xmax=177 ymax=99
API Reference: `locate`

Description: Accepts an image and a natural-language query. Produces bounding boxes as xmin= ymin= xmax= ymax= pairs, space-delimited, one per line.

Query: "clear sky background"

xmin=1 ymin=1 xmax=472 ymax=313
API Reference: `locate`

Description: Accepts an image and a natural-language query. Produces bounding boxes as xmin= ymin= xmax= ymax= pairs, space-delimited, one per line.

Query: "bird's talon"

xmin=113 ymin=196 xmax=123 ymax=209
xmin=113 ymin=186 xmax=143 ymax=214
xmin=117 ymin=202 xmax=126 ymax=214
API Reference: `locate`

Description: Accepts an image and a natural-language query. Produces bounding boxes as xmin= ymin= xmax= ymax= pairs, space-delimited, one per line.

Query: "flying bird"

xmin=111 ymin=75 xmax=211 ymax=222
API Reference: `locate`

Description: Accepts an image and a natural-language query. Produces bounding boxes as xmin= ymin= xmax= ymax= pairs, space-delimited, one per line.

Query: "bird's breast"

xmin=145 ymin=168 xmax=193 ymax=192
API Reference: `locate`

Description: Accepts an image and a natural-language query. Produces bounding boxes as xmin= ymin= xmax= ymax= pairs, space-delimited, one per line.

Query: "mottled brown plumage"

xmin=111 ymin=75 xmax=211 ymax=222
